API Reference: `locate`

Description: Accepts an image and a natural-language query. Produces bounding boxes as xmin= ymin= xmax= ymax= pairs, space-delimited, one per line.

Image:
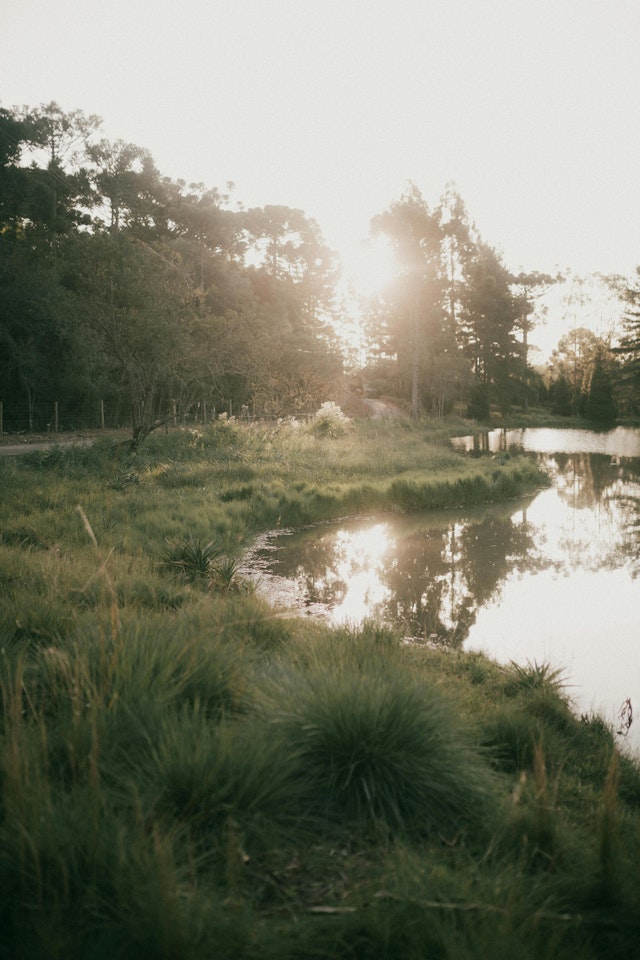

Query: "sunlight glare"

xmin=327 ymin=524 xmax=393 ymax=626
xmin=345 ymin=235 xmax=398 ymax=298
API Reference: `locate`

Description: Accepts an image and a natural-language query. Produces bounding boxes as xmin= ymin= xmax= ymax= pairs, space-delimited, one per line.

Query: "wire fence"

xmin=0 ymin=397 xmax=316 ymax=436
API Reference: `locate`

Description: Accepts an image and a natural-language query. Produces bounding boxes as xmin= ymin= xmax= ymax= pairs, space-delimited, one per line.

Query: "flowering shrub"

xmin=308 ymin=401 xmax=352 ymax=438
xmin=277 ymin=416 xmax=301 ymax=428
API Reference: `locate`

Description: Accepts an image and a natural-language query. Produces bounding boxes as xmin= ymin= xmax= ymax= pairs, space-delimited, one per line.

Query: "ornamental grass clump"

xmin=162 ymin=535 xmax=222 ymax=581
xmin=257 ymin=649 xmax=496 ymax=838
xmin=141 ymin=713 xmax=305 ymax=846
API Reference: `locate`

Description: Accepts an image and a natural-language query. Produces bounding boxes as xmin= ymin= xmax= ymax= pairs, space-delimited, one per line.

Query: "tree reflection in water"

xmin=245 ymin=429 xmax=640 ymax=647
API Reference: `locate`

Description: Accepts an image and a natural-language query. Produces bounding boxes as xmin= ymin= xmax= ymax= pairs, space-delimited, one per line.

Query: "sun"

xmin=343 ymin=234 xmax=398 ymax=299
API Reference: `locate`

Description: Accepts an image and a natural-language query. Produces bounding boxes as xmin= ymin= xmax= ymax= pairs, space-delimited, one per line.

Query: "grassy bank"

xmin=0 ymin=418 xmax=638 ymax=959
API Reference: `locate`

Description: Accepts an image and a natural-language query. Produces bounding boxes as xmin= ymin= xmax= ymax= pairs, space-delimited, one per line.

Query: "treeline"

xmin=0 ymin=102 xmax=342 ymax=439
xmin=2 ymin=101 xmax=639 ymax=435
xmin=362 ymin=185 xmax=639 ymax=422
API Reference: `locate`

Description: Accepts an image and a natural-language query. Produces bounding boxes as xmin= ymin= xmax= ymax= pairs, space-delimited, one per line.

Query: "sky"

xmin=3 ymin=0 xmax=640 ymax=351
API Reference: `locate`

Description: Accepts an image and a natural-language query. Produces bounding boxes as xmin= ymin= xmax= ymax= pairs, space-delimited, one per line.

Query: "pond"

xmin=242 ymin=427 xmax=640 ymax=751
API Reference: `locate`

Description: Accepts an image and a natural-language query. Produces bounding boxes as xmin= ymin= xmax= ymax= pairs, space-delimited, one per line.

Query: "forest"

xmin=2 ymin=100 xmax=640 ymax=437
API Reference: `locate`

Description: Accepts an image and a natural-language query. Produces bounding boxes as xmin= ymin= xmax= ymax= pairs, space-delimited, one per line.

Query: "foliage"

xmin=0 ymin=102 xmax=343 ymax=439
xmin=162 ymin=535 xmax=222 ymax=580
xmin=307 ymin=401 xmax=352 ymax=437
xmin=0 ymin=422 xmax=638 ymax=957
xmin=4 ymin=99 xmax=640 ymax=428
xmin=255 ymin=640 xmax=495 ymax=835
xmin=502 ymin=659 xmax=567 ymax=694
xmin=584 ymin=347 xmax=618 ymax=424
xmin=467 ymin=381 xmax=491 ymax=420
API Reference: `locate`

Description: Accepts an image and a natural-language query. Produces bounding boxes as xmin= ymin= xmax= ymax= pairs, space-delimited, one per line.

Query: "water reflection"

xmin=451 ymin=426 xmax=640 ymax=457
xmin=245 ymin=499 xmax=547 ymax=643
xmin=243 ymin=428 xmax=640 ymax=745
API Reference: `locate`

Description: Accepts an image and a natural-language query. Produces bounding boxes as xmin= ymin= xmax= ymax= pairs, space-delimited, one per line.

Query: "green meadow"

xmin=0 ymin=417 xmax=638 ymax=959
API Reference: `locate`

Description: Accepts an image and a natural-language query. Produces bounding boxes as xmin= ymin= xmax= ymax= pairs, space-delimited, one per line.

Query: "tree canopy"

xmin=1 ymin=101 xmax=638 ymax=434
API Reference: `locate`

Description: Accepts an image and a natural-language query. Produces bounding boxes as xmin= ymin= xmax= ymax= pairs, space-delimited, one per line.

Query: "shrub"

xmin=307 ymin=402 xmax=352 ymax=438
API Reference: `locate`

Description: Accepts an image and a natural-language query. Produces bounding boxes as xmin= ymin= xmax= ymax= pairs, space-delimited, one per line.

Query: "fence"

xmin=0 ymin=397 xmax=306 ymax=436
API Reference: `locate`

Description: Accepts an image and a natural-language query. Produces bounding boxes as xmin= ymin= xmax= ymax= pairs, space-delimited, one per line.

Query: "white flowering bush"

xmin=308 ymin=401 xmax=352 ymax=438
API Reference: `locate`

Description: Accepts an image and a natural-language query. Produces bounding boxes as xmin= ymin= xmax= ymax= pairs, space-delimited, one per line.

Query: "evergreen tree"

xmin=613 ymin=267 xmax=640 ymax=410
xmin=548 ymin=375 xmax=573 ymax=416
xmin=584 ymin=347 xmax=617 ymax=424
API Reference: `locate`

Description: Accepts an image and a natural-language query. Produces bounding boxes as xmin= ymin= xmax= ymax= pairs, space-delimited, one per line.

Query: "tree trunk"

xmin=410 ymin=301 xmax=420 ymax=418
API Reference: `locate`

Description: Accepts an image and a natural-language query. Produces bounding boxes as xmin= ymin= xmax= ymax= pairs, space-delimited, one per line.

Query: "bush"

xmin=307 ymin=402 xmax=352 ymax=438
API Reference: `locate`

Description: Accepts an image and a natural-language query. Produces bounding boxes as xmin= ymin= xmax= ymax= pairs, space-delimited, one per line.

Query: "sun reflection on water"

xmin=317 ymin=524 xmax=394 ymax=626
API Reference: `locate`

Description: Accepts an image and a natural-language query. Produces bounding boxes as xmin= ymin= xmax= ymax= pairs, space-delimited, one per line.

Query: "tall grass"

xmin=0 ymin=420 xmax=637 ymax=958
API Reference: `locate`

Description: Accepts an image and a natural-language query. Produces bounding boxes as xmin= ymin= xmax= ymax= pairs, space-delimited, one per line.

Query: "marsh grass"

xmin=0 ymin=420 xmax=637 ymax=958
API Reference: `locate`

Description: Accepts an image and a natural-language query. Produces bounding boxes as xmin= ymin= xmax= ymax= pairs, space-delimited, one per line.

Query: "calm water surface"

xmin=243 ymin=428 xmax=640 ymax=749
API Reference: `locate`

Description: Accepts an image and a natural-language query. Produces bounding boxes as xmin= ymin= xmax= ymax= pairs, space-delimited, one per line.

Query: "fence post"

xmin=100 ymin=399 xmax=105 ymax=429
xmin=202 ymin=400 xmax=207 ymax=424
xmin=54 ymin=401 xmax=59 ymax=433
xmin=0 ymin=400 xmax=3 ymax=436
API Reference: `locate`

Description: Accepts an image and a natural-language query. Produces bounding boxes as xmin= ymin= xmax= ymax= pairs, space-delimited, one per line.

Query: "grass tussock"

xmin=0 ymin=419 xmax=637 ymax=958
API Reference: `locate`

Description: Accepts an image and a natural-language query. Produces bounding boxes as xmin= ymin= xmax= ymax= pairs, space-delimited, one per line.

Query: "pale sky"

xmin=3 ymin=0 xmax=640 ymax=315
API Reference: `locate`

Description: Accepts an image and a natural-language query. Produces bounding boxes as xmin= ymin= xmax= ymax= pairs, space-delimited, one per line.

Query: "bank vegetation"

xmin=0 ymin=418 xmax=638 ymax=959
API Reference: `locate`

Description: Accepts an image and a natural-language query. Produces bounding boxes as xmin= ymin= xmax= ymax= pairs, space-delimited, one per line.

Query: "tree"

xmin=548 ymin=375 xmax=573 ymax=416
xmin=0 ymin=107 xmax=44 ymax=236
xmin=510 ymin=269 xmax=562 ymax=407
xmin=241 ymin=204 xmax=339 ymax=321
xmin=87 ymin=139 xmax=171 ymax=236
xmin=458 ymin=242 xmax=520 ymax=414
xmin=547 ymin=327 xmax=601 ymax=417
xmin=60 ymin=233 xmax=206 ymax=444
xmin=438 ymin=183 xmax=478 ymax=335
xmin=18 ymin=102 xmax=101 ymax=237
xmin=370 ymin=185 xmax=445 ymax=417
xmin=584 ymin=346 xmax=617 ymax=424
xmin=613 ymin=267 xmax=640 ymax=413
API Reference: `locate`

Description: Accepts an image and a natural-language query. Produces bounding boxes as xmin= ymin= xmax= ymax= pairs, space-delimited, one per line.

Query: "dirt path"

xmin=0 ymin=430 xmax=127 ymax=457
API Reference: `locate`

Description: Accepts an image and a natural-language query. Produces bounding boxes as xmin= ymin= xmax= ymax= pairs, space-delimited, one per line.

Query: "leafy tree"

xmin=242 ymin=204 xmax=339 ymax=320
xmin=167 ymin=181 xmax=245 ymax=266
xmin=0 ymin=107 xmax=44 ymax=236
xmin=60 ymin=233 xmax=207 ymax=444
xmin=87 ymin=138 xmax=171 ymax=236
xmin=466 ymin=381 xmax=490 ymax=420
xmin=0 ymin=247 xmax=65 ymax=429
xmin=547 ymin=327 xmax=601 ymax=417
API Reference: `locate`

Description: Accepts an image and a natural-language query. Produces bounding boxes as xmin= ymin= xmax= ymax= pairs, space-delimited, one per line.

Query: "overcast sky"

xmin=3 ymin=0 xmax=640 ymax=305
